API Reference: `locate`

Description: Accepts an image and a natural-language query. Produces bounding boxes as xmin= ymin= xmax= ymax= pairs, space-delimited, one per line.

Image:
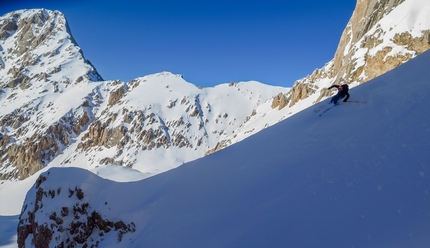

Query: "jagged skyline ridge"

xmin=0 ymin=0 xmax=356 ymax=86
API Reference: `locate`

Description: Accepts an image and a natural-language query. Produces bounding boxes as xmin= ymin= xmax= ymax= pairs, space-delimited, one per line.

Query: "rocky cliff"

xmin=284 ymin=0 xmax=430 ymax=107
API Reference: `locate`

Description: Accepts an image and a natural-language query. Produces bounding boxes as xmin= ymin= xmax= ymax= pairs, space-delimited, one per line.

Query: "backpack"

xmin=341 ymin=84 xmax=349 ymax=93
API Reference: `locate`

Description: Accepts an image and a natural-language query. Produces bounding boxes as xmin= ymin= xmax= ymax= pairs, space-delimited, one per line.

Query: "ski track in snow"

xmin=0 ymin=215 xmax=18 ymax=248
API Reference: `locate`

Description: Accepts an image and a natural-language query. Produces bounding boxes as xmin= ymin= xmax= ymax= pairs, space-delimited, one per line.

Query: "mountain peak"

xmin=0 ymin=9 xmax=105 ymax=180
xmin=0 ymin=8 xmax=102 ymax=89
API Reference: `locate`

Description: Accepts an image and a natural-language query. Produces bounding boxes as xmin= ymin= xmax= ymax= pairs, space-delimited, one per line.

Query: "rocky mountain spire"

xmin=0 ymin=9 xmax=102 ymax=88
xmin=0 ymin=9 xmax=104 ymax=180
xmin=332 ymin=0 xmax=407 ymax=79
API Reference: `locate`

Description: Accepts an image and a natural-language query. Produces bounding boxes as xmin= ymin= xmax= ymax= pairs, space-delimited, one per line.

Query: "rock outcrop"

xmin=18 ymin=171 xmax=136 ymax=247
xmin=271 ymin=93 xmax=288 ymax=110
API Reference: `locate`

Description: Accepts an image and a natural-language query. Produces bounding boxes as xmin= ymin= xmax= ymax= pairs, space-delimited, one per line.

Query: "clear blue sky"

xmin=1 ymin=0 xmax=355 ymax=87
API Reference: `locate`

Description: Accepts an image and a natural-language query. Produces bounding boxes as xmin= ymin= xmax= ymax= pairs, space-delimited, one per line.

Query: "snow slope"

xmin=13 ymin=48 xmax=430 ymax=247
xmin=0 ymin=215 xmax=17 ymax=248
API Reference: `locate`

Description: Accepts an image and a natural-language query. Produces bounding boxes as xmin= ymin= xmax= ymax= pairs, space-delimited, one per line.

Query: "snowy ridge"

xmin=54 ymin=72 xmax=285 ymax=176
xmin=16 ymin=49 xmax=430 ymax=248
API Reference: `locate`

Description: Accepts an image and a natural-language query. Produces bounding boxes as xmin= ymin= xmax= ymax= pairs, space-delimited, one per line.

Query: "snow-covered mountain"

xmin=16 ymin=47 xmax=430 ymax=248
xmin=0 ymin=9 xmax=286 ymax=181
xmin=56 ymin=74 xmax=284 ymax=176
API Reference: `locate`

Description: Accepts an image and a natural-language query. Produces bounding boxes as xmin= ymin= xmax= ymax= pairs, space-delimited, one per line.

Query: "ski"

xmin=318 ymin=100 xmax=366 ymax=116
xmin=318 ymin=104 xmax=338 ymax=117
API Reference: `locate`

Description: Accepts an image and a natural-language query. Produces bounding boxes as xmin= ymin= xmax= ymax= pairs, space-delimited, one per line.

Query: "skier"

xmin=328 ymin=83 xmax=350 ymax=104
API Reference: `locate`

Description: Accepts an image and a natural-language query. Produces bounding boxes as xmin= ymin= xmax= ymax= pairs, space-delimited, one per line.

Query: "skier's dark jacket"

xmin=328 ymin=84 xmax=350 ymax=102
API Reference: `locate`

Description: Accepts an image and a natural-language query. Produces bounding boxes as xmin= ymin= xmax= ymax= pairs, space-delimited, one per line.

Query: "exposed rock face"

xmin=107 ymin=82 xmax=127 ymax=106
xmin=275 ymin=0 xmax=430 ymax=108
xmin=0 ymin=109 xmax=92 ymax=180
xmin=18 ymin=172 xmax=136 ymax=247
xmin=0 ymin=9 xmax=103 ymax=180
xmin=205 ymin=139 xmax=231 ymax=156
xmin=271 ymin=93 xmax=288 ymax=110
xmin=331 ymin=0 xmax=411 ymax=83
